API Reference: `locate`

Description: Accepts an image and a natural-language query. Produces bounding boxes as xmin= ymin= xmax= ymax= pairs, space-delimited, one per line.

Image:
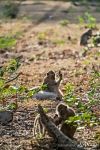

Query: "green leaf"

xmin=7 ymin=59 xmax=21 ymax=73
xmin=27 ymin=90 xmax=35 ymax=97
xmin=17 ymin=85 xmax=27 ymax=94
xmin=7 ymin=103 xmax=17 ymax=110
xmin=40 ymin=84 xmax=47 ymax=90
xmin=81 ymin=112 xmax=91 ymax=121
xmin=65 ymin=115 xmax=81 ymax=124
xmin=0 ymin=37 xmax=16 ymax=49
xmin=0 ymin=79 xmax=5 ymax=88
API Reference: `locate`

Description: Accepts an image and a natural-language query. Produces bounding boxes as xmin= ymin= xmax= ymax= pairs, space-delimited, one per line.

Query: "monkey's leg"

xmin=60 ymin=123 xmax=77 ymax=139
xmin=33 ymin=91 xmax=57 ymax=100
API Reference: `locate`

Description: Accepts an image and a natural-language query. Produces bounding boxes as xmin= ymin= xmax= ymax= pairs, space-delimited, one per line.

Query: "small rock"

xmin=0 ymin=111 xmax=13 ymax=125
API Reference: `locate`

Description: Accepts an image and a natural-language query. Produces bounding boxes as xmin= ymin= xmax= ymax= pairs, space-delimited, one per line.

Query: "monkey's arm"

xmin=43 ymin=77 xmax=48 ymax=85
xmin=43 ymin=77 xmax=56 ymax=86
xmin=56 ymin=71 xmax=62 ymax=86
xmin=42 ymin=77 xmax=50 ymax=88
xmin=53 ymin=114 xmax=62 ymax=126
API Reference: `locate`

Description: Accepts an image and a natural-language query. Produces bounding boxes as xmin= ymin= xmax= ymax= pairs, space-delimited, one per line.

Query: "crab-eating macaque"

xmin=32 ymin=70 xmax=63 ymax=100
xmin=54 ymin=103 xmax=77 ymax=139
xmin=33 ymin=103 xmax=77 ymax=139
xmin=80 ymin=29 xmax=92 ymax=46
xmin=43 ymin=70 xmax=63 ymax=100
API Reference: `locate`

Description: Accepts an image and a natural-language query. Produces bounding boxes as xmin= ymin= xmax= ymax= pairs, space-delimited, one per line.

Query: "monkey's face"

xmin=58 ymin=104 xmax=68 ymax=118
xmin=47 ymin=71 xmax=55 ymax=80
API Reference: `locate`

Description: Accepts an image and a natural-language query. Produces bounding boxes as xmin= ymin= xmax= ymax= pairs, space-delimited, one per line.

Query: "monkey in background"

xmin=43 ymin=70 xmax=63 ymax=100
xmin=80 ymin=29 xmax=92 ymax=46
xmin=54 ymin=103 xmax=77 ymax=139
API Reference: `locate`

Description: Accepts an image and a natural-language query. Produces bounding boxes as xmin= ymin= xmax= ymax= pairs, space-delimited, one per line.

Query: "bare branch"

xmin=5 ymin=73 xmax=21 ymax=84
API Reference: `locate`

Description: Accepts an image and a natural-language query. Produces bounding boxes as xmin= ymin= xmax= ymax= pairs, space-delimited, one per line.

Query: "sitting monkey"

xmin=33 ymin=103 xmax=77 ymax=139
xmin=54 ymin=103 xmax=77 ymax=139
xmin=80 ymin=29 xmax=92 ymax=46
xmin=32 ymin=70 xmax=63 ymax=100
xmin=43 ymin=70 xmax=63 ymax=100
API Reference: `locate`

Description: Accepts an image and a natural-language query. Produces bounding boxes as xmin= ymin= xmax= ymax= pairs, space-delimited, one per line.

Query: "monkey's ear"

xmin=47 ymin=70 xmax=54 ymax=76
xmin=47 ymin=71 xmax=50 ymax=75
xmin=58 ymin=70 xmax=61 ymax=74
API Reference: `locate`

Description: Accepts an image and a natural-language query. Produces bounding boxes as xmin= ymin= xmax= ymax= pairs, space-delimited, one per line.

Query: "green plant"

xmin=64 ymin=83 xmax=77 ymax=105
xmin=65 ymin=107 xmax=98 ymax=128
xmin=63 ymin=71 xmax=99 ymax=128
xmin=53 ymin=39 xmax=65 ymax=45
xmin=92 ymin=35 xmax=100 ymax=47
xmin=78 ymin=16 xmax=85 ymax=25
xmin=7 ymin=102 xmax=17 ymax=110
xmin=35 ymin=133 xmax=44 ymax=140
xmin=3 ymin=1 xmax=19 ymax=19
xmin=0 ymin=59 xmax=21 ymax=105
xmin=88 ymin=71 xmax=100 ymax=102
xmin=60 ymin=20 xmax=69 ymax=26
xmin=37 ymin=32 xmax=47 ymax=41
xmin=0 ymin=36 xmax=17 ymax=49
xmin=7 ymin=59 xmax=21 ymax=73
xmin=78 ymin=12 xmax=96 ymax=29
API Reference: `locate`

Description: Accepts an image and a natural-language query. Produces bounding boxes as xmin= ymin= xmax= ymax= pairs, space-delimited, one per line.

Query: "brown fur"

xmin=33 ymin=103 xmax=77 ymax=139
xmin=54 ymin=103 xmax=77 ymax=139
xmin=43 ymin=70 xmax=63 ymax=100
xmin=60 ymin=122 xmax=77 ymax=139
xmin=80 ymin=29 xmax=92 ymax=46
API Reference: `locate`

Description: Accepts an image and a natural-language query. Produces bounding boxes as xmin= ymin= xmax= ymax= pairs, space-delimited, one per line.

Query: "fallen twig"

xmin=5 ymin=72 xmax=21 ymax=84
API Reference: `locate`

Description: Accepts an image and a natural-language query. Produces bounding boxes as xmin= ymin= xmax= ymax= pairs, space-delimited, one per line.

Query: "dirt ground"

xmin=0 ymin=1 xmax=100 ymax=150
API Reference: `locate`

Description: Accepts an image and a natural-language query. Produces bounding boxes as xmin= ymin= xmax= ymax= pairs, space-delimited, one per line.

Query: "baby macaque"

xmin=80 ymin=29 xmax=92 ymax=46
xmin=54 ymin=103 xmax=77 ymax=139
xmin=43 ymin=70 xmax=63 ymax=100
xmin=33 ymin=103 xmax=77 ymax=139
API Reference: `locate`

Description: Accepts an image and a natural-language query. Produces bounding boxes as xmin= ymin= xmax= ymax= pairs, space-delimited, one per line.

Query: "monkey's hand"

xmin=58 ymin=71 xmax=62 ymax=80
xmin=53 ymin=115 xmax=62 ymax=126
xmin=56 ymin=71 xmax=62 ymax=86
